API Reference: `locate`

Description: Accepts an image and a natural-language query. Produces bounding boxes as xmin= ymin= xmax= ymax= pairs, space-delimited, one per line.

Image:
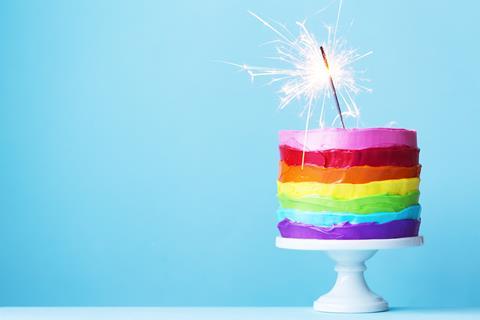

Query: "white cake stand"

xmin=276 ymin=236 xmax=423 ymax=313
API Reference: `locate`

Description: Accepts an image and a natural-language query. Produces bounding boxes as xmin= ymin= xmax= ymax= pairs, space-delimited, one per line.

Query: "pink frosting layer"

xmin=279 ymin=128 xmax=417 ymax=151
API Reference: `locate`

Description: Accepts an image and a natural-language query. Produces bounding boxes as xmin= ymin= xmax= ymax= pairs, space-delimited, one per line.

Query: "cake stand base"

xmin=276 ymin=236 xmax=423 ymax=313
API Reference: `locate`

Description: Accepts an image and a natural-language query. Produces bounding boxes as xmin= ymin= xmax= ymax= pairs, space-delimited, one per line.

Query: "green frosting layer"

xmin=278 ymin=191 xmax=420 ymax=214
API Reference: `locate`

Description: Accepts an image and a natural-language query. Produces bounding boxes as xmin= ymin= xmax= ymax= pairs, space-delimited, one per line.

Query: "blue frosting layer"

xmin=277 ymin=204 xmax=421 ymax=227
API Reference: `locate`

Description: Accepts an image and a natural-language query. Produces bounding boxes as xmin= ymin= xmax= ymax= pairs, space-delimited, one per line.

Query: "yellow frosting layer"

xmin=277 ymin=178 xmax=420 ymax=200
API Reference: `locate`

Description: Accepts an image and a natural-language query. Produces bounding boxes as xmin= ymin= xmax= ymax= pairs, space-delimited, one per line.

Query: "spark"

xmin=231 ymin=2 xmax=372 ymax=129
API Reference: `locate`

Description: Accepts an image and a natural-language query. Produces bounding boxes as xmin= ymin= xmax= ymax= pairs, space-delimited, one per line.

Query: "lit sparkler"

xmin=230 ymin=1 xmax=372 ymax=130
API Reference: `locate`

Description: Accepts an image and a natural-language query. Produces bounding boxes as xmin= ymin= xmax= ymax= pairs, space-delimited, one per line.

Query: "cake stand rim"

xmin=276 ymin=235 xmax=423 ymax=251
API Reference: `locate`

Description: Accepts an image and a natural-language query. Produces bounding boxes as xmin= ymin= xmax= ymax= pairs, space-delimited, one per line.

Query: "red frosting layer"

xmin=280 ymin=145 xmax=420 ymax=168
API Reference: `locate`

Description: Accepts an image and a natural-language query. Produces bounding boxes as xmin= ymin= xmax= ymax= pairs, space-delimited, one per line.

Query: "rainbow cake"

xmin=277 ymin=128 xmax=421 ymax=240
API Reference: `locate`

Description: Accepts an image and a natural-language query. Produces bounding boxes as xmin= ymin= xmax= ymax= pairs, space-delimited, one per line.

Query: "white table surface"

xmin=0 ymin=307 xmax=479 ymax=320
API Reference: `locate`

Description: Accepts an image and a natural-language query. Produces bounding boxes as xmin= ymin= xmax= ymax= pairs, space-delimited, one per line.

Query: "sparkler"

xmin=230 ymin=1 xmax=372 ymax=129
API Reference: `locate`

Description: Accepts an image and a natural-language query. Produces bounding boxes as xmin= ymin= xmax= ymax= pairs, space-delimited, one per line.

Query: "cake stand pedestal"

xmin=276 ymin=236 xmax=423 ymax=313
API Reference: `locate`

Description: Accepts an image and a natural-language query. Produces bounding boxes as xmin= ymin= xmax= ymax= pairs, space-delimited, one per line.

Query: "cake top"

xmin=279 ymin=127 xmax=417 ymax=151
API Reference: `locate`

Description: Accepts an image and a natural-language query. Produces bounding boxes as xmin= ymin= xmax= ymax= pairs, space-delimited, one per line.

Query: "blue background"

xmin=0 ymin=0 xmax=479 ymax=307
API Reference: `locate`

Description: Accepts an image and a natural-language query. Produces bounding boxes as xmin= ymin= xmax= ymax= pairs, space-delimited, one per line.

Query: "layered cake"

xmin=277 ymin=128 xmax=421 ymax=240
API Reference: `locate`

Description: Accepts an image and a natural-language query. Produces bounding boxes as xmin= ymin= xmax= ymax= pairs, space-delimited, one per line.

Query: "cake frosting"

xmin=277 ymin=128 xmax=421 ymax=240
xmin=277 ymin=205 xmax=421 ymax=226
xmin=279 ymin=162 xmax=421 ymax=184
xmin=278 ymin=219 xmax=420 ymax=240
xmin=280 ymin=145 xmax=419 ymax=167
xmin=280 ymin=128 xmax=417 ymax=151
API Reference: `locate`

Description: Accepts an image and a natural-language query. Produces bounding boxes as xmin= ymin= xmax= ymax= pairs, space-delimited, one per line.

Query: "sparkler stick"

xmin=320 ymin=46 xmax=346 ymax=129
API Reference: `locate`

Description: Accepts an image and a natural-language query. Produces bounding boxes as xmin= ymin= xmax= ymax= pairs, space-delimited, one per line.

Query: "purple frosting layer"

xmin=278 ymin=218 xmax=420 ymax=240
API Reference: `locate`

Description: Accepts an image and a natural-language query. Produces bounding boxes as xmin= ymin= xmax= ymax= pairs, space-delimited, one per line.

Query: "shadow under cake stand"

xmin=276 ymin=236 xmax=423 ymax=313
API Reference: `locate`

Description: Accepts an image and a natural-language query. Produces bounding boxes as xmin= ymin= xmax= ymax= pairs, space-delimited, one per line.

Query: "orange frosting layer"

xmin=278 ymin=162 xmax=422 ymax=184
